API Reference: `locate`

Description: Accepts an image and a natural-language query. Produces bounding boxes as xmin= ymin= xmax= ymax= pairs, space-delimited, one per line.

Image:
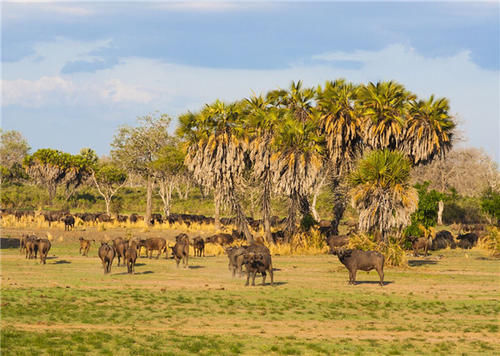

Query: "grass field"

xmin=1 ymin=227 xmax=499 ymax=355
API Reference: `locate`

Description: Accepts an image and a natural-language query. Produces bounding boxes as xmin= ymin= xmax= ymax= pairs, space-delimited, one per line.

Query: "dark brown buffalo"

xmin=35 ymin=239 xmax=51 ymax=264
xmin=408 ymin=236 xmax=432 ymax=256
xmin=192 ymin=236 xmax=205 ymax=257
xmin=113 ymin=238 xmax=129 ymax=266
xmin=137 ymin=238 xmax=168 ymax=259
xmin=79 ymin=237 xmax=94 ymax=256
xmin=62 ymin=215 xmax=75 ymax=231
xmin=332 ymin=248 xmax=385 ymax=286
xmin=242 ymin=244 xmax=273 ymax=286
xmin=431 ymin=230 xmax=456 ymax=250
xmin=98 ymin=242 xmax=116 ymax=274
xmin=125 ymin=241 xmax=138 ymax=274
xmin=171 ymin=234 xmax=189 ymax=268
xmin=457 ymin=233 xmax=479 ymax=249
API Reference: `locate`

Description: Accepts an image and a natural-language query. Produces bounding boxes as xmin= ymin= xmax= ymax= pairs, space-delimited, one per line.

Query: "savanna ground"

xmin=1 ymin=220 xmax=499 ymax=355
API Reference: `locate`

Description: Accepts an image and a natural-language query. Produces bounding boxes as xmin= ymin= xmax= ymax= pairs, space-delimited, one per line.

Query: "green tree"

xmin=91 ymin=162 xmax=128 ymax=215
xmin=350 ymin=150 xmax=418 ymax=242
xmin=405 ymin=182 xmax=444 ymax=237
xmin=151 ymin=138 xmax=186 ymax=217
xmin=0 ymin=129 xmax=30 ymax=184
xmin=111 ymin=114 xmax=171 ymax=225
xmin=481 ymin=188 xmax=500 ymax=225
xmin=23 ymin=148 xmax=94 ymax=205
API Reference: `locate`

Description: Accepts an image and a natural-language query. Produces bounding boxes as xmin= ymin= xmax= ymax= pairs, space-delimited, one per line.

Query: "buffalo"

xmin=36 ymin=239 xmax=51 ymax=264
xmin=408 ymin=236 xmax=432 ymax=257
xmin=171 ymin=234 xmax=189 ymax=268
xmin=113 ymin=238 xmax=129 ymax=266
xmin=137 ymin=238 xmax=168 ymax=259
xmin=125 ymin=241 xmax=138 ymax=274
xmin=457 ymin=233 xmax=479 ymax=249
xmin=62 ymin=215 xmax=75 ymax=231
xmin=226 ymin=245 xmax=249 ymax=277
xmin=79 ymin=237 xmax=94 ymax=256
xmin=192 ymin=236 xmax=205 ymax=257
xmin=332 ymin=248 xmax=385 ymax=286
xmin=98 ymin=242 xmax=116 ymax=274
xmin=431 ymin=230 xmax=456 ymax=250
xmin=242 ymin=244 xmax=273 ymax=286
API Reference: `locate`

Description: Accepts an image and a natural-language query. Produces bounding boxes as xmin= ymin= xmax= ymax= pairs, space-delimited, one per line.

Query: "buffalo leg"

xmin=245 ymin=272 xmax=250 ymax=286
xmin=251 ymin=271 xmax=257 ymax=286
xmin=262 ymin=272 xmax=267 ymax=286
xmin=377 ymin=268 xmax=384 ymax=286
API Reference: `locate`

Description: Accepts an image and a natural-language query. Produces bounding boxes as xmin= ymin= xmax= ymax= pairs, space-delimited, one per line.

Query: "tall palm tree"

xmin=358 ymin=81 xmax=415 ymax=151
xmin=177 ymin=100 xmax=254 ymax=242
xmin=243 ymin=94 xmax=280 ymax=243
xmin=271 ymin=110 xmax=324 ymax=241
xmin=316 ymin=80 xmax=364 ymax=233
xmin=350 ymin=149 xmax=418 ymax=242
xmin=404 ymin=95 xmax=455 ymax=165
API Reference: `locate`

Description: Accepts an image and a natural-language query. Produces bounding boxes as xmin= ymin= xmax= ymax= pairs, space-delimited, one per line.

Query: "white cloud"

xmin=2 ymin=76 xmax=74 ymax=107
xmin=99 ymin=80 xmax=155 ymax=104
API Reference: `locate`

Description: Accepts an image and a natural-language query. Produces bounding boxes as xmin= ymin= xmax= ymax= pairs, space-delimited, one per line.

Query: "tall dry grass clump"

xmin=478 ymin=226 xmax=500 ymax=257
xmin=348 ymin=233 xmax=407 ymax=267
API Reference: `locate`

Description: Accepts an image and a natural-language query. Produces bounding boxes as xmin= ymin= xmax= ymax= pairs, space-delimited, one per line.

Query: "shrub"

xmin=478 ymin=226 xmax=500 ymax=257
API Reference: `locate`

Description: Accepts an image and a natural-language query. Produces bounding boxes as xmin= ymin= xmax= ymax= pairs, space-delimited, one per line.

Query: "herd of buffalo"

xmin=7 ymin=210 xmax=486 ymax=286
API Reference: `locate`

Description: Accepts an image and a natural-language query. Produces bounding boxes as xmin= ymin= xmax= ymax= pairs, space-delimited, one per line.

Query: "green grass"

xmin=1 ymin=244 xmax=499 ymax=355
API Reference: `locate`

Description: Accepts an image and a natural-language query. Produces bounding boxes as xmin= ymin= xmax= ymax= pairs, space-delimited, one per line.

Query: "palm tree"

xmin=271 ymin=110 xmax=324 ymax=242
xmin=404 ymin=95 xmax=456 ymax=165
xmin=358 ymin=81 xmax=415 ymax=151
xmin=316 ymin=80 xmax=364 ymax=233
xmin=350 ymin=149 xmax=418 ymax=242
xmin=177 ymin=100 xmax=254 ymax=242
xmin=243 ymin=94 xmax=280 ymax=243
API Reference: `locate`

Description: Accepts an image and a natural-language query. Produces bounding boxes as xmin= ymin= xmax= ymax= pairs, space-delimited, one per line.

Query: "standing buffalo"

xmin=63 ymin=215 xmax=75 ymax=231
xmin=98 ymin=242 xmax=116 ymax=274
xmin=332 ymin=248 xmax=385 ymax=286
xmin=36 ymin=239 xmax=51 ymax=264
xmin=125 ymin=241 xmax=138 ymax=274
xmin=137 ymin=238 xmax=168 ymax=259
xmin=242 ymin=244 xmax=273 ymax=286
xmin=113 ymin=238 xmax=129 ymax=266
xmin=192 ymin=236 xmax=205 ymax=257
xmin=408 ymin=236 xmax=432 ymax=257
xmin=25 ymin=236 xmax=38 ymax=260
xmin=171 ymin=234 xmax=189 ymax=268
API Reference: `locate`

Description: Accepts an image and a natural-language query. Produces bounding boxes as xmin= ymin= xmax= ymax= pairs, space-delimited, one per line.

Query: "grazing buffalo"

xmin=36 ymin=239 xmax=51 ymax=264
xmin=431 ymin=230 xmax=456 ymax=250
xmin=113 ymin=238 xmax=129 ymax=266
xmin=79 ymin=237 xmax=94 ymax=256
xmin=242 ymin=244 xmax=273 ymax=286
xmin=63 ymin=215 xmax=75 ymax=231
xmin=171 ymin=234 xmax=189 ymax=268
xmin=332 ymin=248 xmax=385 ymax=286
xmin=125 ymin=241 xmax=138 ymax=274
xmin=192 ymin=236 xmax=205 ymax=257
xmin=457 ymin=233 xmax=479 ymax=249
xmin=408 ymin=236 xmax=432 ymax=257
xmin=98 ymin=242 xmax=116 ymax=274
xmin=137 ymin=238 xmax=168 ymax=259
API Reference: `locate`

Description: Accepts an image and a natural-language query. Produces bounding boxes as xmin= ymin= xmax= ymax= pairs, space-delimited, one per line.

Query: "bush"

xmin=480 ymin=188 xmax=500 ymax=225
xmin=404 ymin=182 xmax=443 ymax=237
xmin=478 ymin=226 xmax=500 ymax=257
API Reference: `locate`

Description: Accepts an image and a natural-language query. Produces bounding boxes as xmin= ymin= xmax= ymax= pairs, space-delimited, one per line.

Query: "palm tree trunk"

xmin=262 ymin=178 xmax=273 ymax=244
xmin=145 ymin=174 xmax=153 ymax=226
xmin=285 ymin=195 xmax=298 ymax=243
xmin=214 ymin=192 xmax=220 ymax=230
xmin=233 ymin=198 xmax=254 ymax=244
xmin=330 ymin=179 xmax=348 ymax=236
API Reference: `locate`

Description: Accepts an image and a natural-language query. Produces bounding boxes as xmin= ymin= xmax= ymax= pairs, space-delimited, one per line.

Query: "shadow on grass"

xmin=53 ymin=260 xmax=71 ymax=264
xmin=135 ymin=263 xmax=146 ymax=267
xmin=353 ymin=280 xmax=394 ymax=286
xmin=114 ymin=270 xmax=154 ymax=275
xmin=46 ymin=256 xmax=58 ymax=260
xmin=188 ymin=265 xmax=205 ymax=269
xmin=408 ymin=260 xmax=438 ymax=267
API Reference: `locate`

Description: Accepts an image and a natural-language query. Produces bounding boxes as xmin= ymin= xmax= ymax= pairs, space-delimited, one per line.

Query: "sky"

xmin=1 ymin=1 xmax=499 ymax=162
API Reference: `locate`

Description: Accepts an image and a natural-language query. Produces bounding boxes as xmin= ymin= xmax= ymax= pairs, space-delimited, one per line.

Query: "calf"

xmin=98 ymin=242 xmax=116 ymax=274
xmin=35 ymin=239 xmax=51 ymax=264
xmin=113 ymin=238 xmax=129 ymax=266
xmin=408 ymin=236 xmax=432 ymax=257
xmin=242 ymin=250 xmax=273 ymax=286
xmin=332 ymin=248 xmax=385 ymax=286
xmin=79 ymin=237 xmax=94 ymax=256
xmin=192 ymin=236 xmax=205 ymax=257
xmin=137 ymin=238 xmax=168 ymax=259
xmin=171 ymin=236 xmax=189 ymax=268
xmin=125 ymin=241 xmax=138 ymax=274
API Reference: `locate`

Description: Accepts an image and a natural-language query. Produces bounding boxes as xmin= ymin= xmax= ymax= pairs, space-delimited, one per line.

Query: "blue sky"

xmin=2 ymin=1 xmax=499 ymax=162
